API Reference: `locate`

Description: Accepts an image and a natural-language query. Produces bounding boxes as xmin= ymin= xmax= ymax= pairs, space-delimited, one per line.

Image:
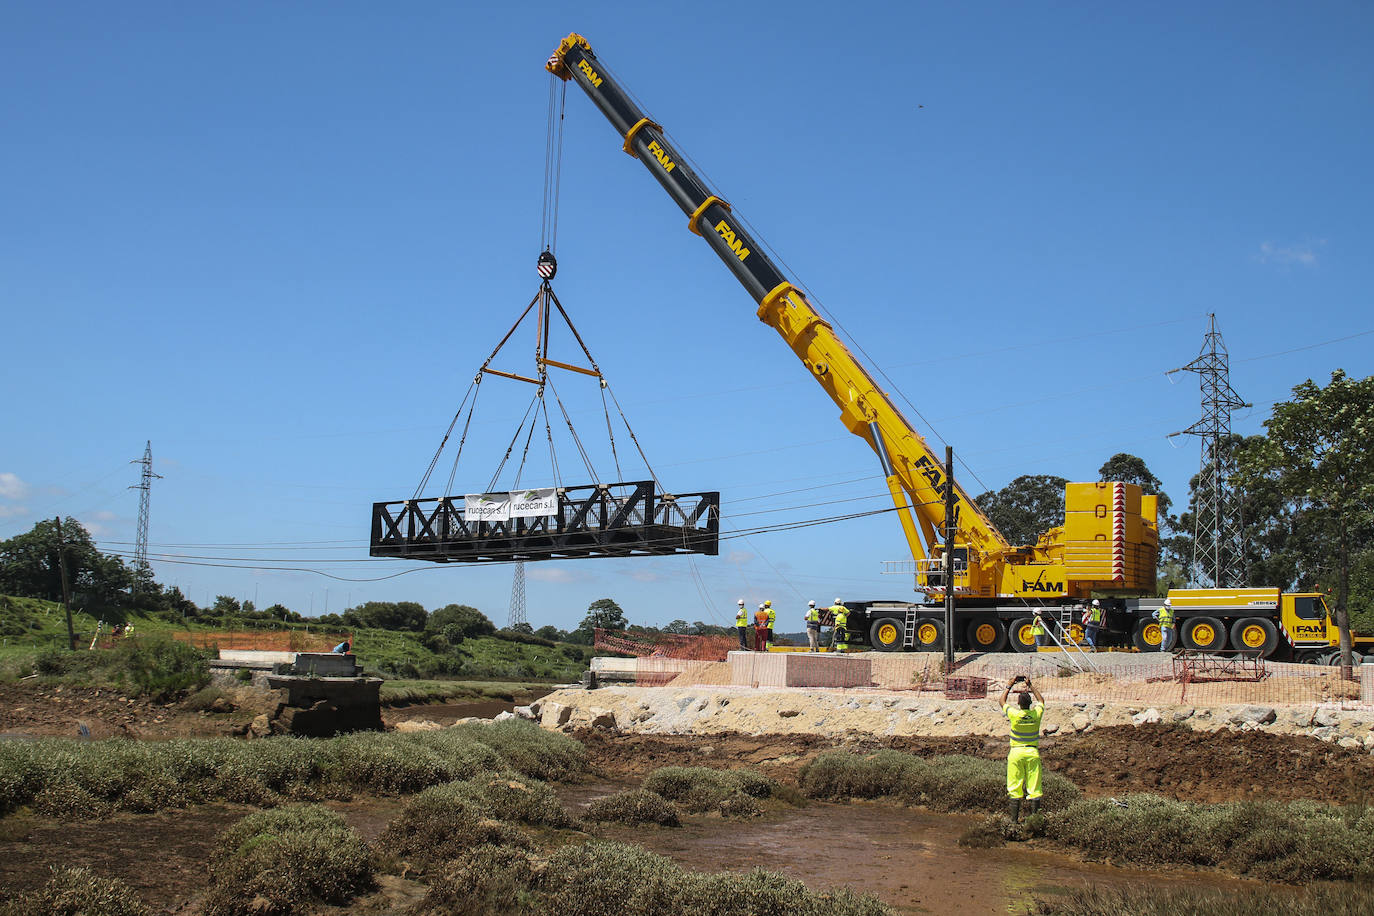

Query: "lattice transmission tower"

xmin=508 ymin=560 xmax=527 ymax=629
xmin=129 ymin=440 xmax=162 ymax=586
xmin=1170 ymin=315 xmax=1251 ymax=588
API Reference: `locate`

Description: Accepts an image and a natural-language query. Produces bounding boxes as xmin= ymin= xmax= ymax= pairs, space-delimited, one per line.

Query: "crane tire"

xmin=1132 ymin=618 xmax=1164 ymax=652
xmin=913 ymin=619 xmax=943 ymax=652
xmin=1009 ymin=618 xmax=1038 ymax=653
xmin=1182 ymin=617 xmax=1227 ymax=653
xmin=1229 ymin=618 xmax=1279 ymax=658
xmin=966 ymin=618 xmax=1008 ymax=653
xmin=869 ymin=618 xmax=905 ymax=652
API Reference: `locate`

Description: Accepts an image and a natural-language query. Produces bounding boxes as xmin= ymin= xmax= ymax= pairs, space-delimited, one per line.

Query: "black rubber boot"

xmin=1007 ymin=798 xmax=1022 ymax=822
xmin=1027 ymin=799 xmax=1040 ymax=817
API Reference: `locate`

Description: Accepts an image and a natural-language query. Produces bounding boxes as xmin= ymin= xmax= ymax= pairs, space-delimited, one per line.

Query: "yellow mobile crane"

xmin=550 ymin=34 xmax=1307 ymax=656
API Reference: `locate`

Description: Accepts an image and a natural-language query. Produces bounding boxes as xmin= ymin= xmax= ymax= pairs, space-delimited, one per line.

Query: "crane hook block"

xmin=537 ymin=250 xmax=557 ymax=280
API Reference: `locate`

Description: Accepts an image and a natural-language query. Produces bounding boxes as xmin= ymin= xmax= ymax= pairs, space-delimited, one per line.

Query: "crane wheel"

xmin=1182 ymin=616 xmax=1227 ymax=653
xmin=1131 ymin=619 xmax=1163 ymax=652
xmin=869 ymin=618 xmax=905 ymax=652
xmin=1229 ymin=618 xmax=1279 ymax=658
xmin=913 ymin=619 xmax=943 ymax=651
xmin=1008 ymin=618 xmax=1037 ymax=653
xmin=966 ymin=618 xmax=1007 ymax=652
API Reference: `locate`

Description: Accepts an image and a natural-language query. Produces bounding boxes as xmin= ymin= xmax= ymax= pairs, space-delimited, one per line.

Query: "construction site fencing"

xmin=172 ymin=629 xmax=350 ymax=654
xmin=593 ymin=628 xmax=734 ymax=662
xmin=626 ymin=650 xmax=1374 ymax=709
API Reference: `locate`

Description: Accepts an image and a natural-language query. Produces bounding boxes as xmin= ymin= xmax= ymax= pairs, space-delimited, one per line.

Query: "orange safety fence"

xmin=637 ymin=650 xmax=1374 ymax=709
xmin=593 ymin=628 xmax=734 ymax=662
xmin=171 ymin=629 xmax=350 ymax=654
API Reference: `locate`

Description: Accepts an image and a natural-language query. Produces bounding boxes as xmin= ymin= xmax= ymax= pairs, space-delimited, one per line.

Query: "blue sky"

xmin=3 ymin=2 xmax=1371 ymax=632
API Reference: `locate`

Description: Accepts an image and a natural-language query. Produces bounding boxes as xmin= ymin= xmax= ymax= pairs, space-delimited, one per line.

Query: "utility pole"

xmin=1168 ymin=315 xmax=1251 ymax=587
xmin=943 ymin=446 xmax=956 ymax=669
xmin=129 ymin=441 xmax=162 ymax=592
xmin=55 ymin=517 xmax=76 ymax=650
xmin=508 ymin=560 xmax=528 ymax=630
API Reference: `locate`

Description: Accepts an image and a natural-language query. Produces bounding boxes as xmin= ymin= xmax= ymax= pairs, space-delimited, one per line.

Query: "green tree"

xmin=534 ymin=624 xmax=568 ymax=642
xmin=342 ymin=600 xmax=428 ymax=632
xmin=578 ymin=598 xmax=628 ymax=641
xmin=427 ymin=603 xmax=494 ymax=639
xmin=211 ymin=595 xmax=242 ymax=617
xmin=1235 ymin=370 xmax=1374 ymax=667
xmin=0 ymin=518 xmax=133 ymax=616
xmin=975 ymin=474 xmax=1068 ymax=546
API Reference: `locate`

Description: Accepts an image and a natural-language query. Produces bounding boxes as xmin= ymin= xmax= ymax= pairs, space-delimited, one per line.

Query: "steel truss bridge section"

xmin=370 ymin=480 xmax=720 ymax=563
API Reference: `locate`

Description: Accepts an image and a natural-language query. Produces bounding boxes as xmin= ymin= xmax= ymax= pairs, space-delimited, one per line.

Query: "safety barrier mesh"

xmin=171 ymin=629 xmax=349 ymax=653
xmin=630 ymin=650 xmax=1374 ymax=709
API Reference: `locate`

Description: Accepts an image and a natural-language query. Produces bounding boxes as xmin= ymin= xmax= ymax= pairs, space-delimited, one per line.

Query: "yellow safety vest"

xmin=1089 ymin=605 xmax=1102 ymax=623
xmin=806 ymin=606 xmax=820 ymax=624
xmin=766 ymin=607 xmax=776 ymax=627
xmin=1158 ymin=606 xmax=1174 ymax=627
xmin=735 ymin=606 xmax=748 ymax=627
xmin=833 ymin=609 xmax=848 ymax=631
xmin=1031 ymin=618 xmax=1046 ymax=637
xmin=1004 ymin=703 xmax=1044 ymax=748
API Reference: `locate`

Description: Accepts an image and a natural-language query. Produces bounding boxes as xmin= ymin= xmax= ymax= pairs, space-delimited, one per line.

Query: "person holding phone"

xmin=998 ymin=674 xmax=1045 ymax=822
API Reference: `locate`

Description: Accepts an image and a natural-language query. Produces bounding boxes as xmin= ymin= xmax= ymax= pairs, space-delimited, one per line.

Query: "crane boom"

xmin=547 ymin=33 xmax=1157 ymax=603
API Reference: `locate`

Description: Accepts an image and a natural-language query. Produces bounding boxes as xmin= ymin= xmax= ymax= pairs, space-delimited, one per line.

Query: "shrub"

xmin=583 ymin=789 xmax=681 ymax=827
xmin=380 ymin=782 xmax=531 ymax=866
xmin=202 ymin=805 xmax=374 ymax=916
xmin=799 ymin=750 xmax=1080 ymax=816
xmin=1028 ymin=883 xmax=1374 ymax=916
xmin=642 ymin=766 xmax=778 ymax=815
xmin=0 ymin=865 xmax=149 ymax=916
xmin=1046 ymin=796 xmax=1374 ymax=883
xmin=411 ymin=843 xmax=540 ymax=916
xmin=448 ymin=719 xmax=587 ymax=781
xmin=957 ymin=814 xmax=1018 ymax=848
xmin=181 ymin=686 xmax=227 ymax=712
xmin=536 ymin=841 xmax=892 ymax=916
xmin=451 ymin=774 xmax=571 ymax=827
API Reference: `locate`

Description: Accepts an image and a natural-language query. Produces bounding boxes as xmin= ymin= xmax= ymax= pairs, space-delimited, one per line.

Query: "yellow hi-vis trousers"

xmin=1007 ymin=745 xmax=1043 ymax=800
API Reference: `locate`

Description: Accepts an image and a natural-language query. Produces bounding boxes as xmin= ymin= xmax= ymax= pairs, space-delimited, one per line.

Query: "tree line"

xmin=975 ymin=370 xmax=1374 ymax=640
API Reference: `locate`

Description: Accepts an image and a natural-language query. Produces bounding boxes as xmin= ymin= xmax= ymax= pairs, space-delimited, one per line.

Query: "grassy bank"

xmin=1031 ymin=884 xmax=1374 ymax=916
xmin=0 ymin=595 xmax=593 ymax=683
xmin=0 ymin=720 xmax=585 ymax=818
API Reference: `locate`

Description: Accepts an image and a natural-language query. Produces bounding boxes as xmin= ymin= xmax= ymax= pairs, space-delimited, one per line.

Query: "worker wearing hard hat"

xmin=998 ymin=675 xmax=1045 ymax=822
xmin=1154 ymin=599 xmax=1175 ymax=652
xmin=1083 ymin=599 xmax=1103 ymax=649
xmin=734 ymin=599 xmax=749 ymax=651
xmin=829 ymin=598 xmax=849 ymax=652
xmin=804 ymin=600 xmax=821 ymax=651
xmin=764 ymin=600 xmax=776 ymax=648
xmin=754 ymin=604 xmax=770 ymax=651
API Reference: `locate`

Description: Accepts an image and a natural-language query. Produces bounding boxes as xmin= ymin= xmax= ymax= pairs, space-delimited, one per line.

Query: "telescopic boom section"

xmin=547 ymin=33 xmax=1012 ymax=574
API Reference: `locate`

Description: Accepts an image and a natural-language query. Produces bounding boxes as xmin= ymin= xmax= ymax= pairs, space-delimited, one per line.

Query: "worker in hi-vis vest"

xmin=998 ymin=675 xmax=1045 ymax=822
xmin=764 ymin=600 xmax=775 ymax=646
xmin=830 ymin=599 xmax=849 ymax=652
xmin=1154 ymin=599 xmax=1175 ymax=652
xmin=805 ymin=600 xmax=821 ymax=651
xmin=734 ymin=599 xmax=749 ymax=651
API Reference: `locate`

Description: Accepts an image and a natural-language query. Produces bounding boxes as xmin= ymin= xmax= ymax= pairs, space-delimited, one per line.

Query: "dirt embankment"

xmin=0 ymin=684 xmax=276 ymax=740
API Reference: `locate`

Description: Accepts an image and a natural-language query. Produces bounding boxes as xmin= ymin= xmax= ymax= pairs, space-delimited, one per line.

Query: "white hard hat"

xmin=835 ymin=597 xmax=842 ymax=604
xmin=808 ymin=600 xmax=816 ymax=607
xmin=1092 ymin=599 xmax=1100 ymax=607
xmin=1162 ymin=598 xmax=1172 ymax=606
xmin=737 ymin=599 xmax=745 ymax=605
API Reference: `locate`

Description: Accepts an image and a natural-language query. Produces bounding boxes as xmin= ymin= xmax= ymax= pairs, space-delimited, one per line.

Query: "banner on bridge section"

xmin=510 ymin=487 xmax=557 ymax=518
xmin=463 ymin=493 xmax=511 ymax=522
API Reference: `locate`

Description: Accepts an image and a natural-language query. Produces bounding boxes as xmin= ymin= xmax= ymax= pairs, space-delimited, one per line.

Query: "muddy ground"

xmin=4 ymin=685 xmax=1374 ymax=913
